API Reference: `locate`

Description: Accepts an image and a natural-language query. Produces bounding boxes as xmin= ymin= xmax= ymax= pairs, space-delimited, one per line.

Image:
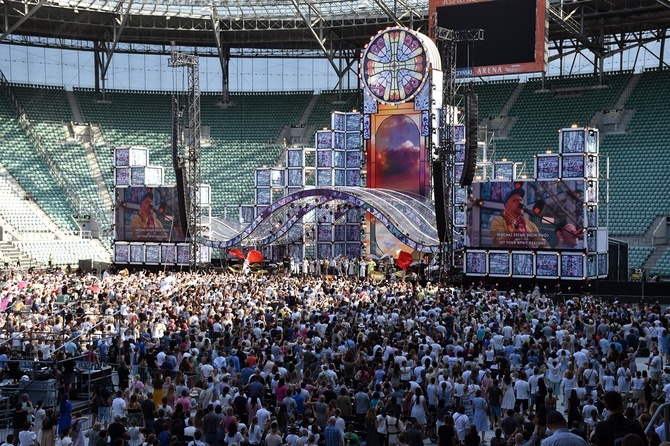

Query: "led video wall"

xmin=113 ymin=146 xmax=211 ymax=266
xmin=467 ymin=180 xmax=586 ymax=251
xmin=113 ymin=242 xmax=210 ymax=266
xmin=115 ymin=187 xmax=186 ymax=243
xmin=462 ymin=127 xmax=607 ymax=280
xmin=429 ymin=0 xmax=547 ymax=78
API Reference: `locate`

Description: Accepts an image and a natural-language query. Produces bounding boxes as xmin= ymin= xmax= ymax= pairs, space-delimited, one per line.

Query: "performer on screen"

xmin=555 ymin=223 xmax=584 ymax=249
xmin=490 ymin=188 xmax=549 ymax=249
xmin=130 ymin=192 xmax=169 ymax=241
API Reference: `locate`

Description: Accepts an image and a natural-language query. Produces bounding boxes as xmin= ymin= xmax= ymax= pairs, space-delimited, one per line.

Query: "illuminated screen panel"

xmin=145 ymin=244 xmax=160 ymax=264
xmin=467 ymin=180 xmax=585 ymax=250
xmin=488 ymin=251 xmax=510 ymax=276
xmin=512 ymin=252 xmax=534 ymax=277
xmin=177 ymin=245 xmax=190 ymax=265
xmin=161 ymin=245 xmax=177 ymax=264
xmin=465 ymin=250 xmax=487 ymax=275
xmin=536 ymin=252 xmax=559 ymax=277
xmin=114 ymin=243 xmax=130 ymax=263
xmin=115 ymin=187 xmax=185 ymax=242
xmin=367 ymin=105 xmax=430 ymax=194
xmin=430 ymin=0 xmax=547 ymax=77
xmin=561 ymin=253 xmax=585 ymax=279
xmin=129 ymin=244 xmax=145 ymax=264
xmin=366 ymin=103 xmax=430 ymax=255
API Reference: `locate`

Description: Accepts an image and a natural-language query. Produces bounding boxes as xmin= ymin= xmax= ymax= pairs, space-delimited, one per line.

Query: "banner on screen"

xmin=467 ymin=180 xmax=585 ymax=250
xmin=115 ymin=187 xmax=185 ymax=242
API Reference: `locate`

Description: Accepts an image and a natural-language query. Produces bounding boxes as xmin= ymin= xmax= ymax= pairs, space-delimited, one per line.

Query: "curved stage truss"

xmin=203 ymin=188 xmax=440 ymax=253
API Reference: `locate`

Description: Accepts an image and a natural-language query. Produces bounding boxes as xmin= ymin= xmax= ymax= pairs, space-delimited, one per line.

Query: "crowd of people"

xmin=0 ymin=266 xmax=670 ymax=446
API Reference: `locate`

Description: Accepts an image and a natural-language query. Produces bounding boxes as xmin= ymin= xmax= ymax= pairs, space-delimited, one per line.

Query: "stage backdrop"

xmin=360 ymin=27 xmax=442 ymax=257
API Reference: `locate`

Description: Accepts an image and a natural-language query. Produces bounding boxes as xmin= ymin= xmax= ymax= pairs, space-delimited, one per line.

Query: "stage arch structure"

xmin=202 ymin=187 xmax=440 ymax=253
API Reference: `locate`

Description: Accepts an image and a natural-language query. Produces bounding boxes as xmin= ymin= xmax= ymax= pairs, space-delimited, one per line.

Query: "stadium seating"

xmin=74 ymin=89 xmax=175 ymax=187
xmin=598 ymin=69 xmax=670 ymax=236
xmin=307 ymin=90 xmax=362 ymax=130
xmin=491 ymin=72 xmax=631 ymax=167
xmin=9 ymin=85 xmax=108 ymax=225
xmin=14 ymin=239 xmax=110 ymax=265
xmin=0 ymin=93 xmax=78 ymax=232
xmin=649 ymin=248 xmax=670 ymax=277
xmin=75 ymin=90 xmax=307 ymax=215
xmin=472 ymin=80 xmax=519 ymax=122
xmin=627 ymin=246 xmax=655 ymax=269
xmin=0 ymin=179 xmax=52 ymax=233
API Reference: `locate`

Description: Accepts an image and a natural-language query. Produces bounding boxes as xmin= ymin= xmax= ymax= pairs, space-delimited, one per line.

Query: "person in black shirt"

xmin=117 ymin=361 xmax=130 ymax=391
xmin=141 ymin=391 xmax=157 ymax=434
xmin=595 ymin=391 xmax=647 ymax=446
xmin=107 ymin=415 xmax=127 ymax=445
xmin=463 ymin=426 xmax=480 ymax=446
xmin=500 ymin=410 xmax=519 ymax=438
xmin=12 ymin=402 xmax=27 ymax=444
xmin=405 ymin=420 xmax=423 ymax=446
xmin=487 ymin=379 xmax=503 ymax=428
xmin=437 ymin=414 xmax=457 ymax=446
xmin=60 ymin=352 xmax=78 ymax=393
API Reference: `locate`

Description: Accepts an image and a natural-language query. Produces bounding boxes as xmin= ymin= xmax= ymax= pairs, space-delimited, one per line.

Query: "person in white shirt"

xmin=649 ymin=349 xmax=663 ymax=391
xmin=528 ymin=369 xmax=540 ymax=414
xmin=514 ymin=373 xmax=531 ymax=416
xmin=453 ymin=406 xmax=470 ymax=442
xmin=156 ymin=349 xmax=166 ymax=367
xmin=583 ymin=365 xmax=598 ymax=393
xmin=18 ymin=423 xmax=37 ymax=446
xmin=200 ymin=358 xmax=214 ymax=379
xmin=582 ymin=398 xmax=598 ymax=425
xmin=111 ymin=390 xmax=127 ymax=419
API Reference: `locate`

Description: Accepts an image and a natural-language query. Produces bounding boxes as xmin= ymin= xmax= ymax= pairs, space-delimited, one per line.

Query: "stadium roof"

xmin=0 ymin=0 xmax=428 ymax=52
xmin=0 ymin=0 xmax=668 ymax=65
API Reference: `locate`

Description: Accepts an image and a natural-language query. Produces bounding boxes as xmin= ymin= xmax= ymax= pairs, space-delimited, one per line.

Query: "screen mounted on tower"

xmin=429 ymin=0 xmax=547 ymax=77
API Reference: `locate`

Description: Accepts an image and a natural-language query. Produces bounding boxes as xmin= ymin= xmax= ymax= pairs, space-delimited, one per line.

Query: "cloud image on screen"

xmin=374 ymin=114 xmax=422 ymax=192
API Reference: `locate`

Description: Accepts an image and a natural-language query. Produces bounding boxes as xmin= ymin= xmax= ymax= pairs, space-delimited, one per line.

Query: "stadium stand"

xmin=75 ymin=90 xmax=310 ymax=215
xmin=0 ymin=176 xmax=56 ymax=234
xmin=74 ymin=88 xmax=175 ymax=187
xmin=599 ymin=69 xmax=670 ymax=237
xmin=14 ymin=239 xmax=110 ymax=265
xmin=628 ymin=246 xmax=655 ymax=269
xmin=0 ymin=92 xmax=78 ymax=232
xmin=491 ymin=72 xmax=630 ymax=166
xmin=307 ymin=89 xmax=362 ymax=130
xmin=0 ymin=72 xmax=668 ymax=273
xmin=10 ymin=85 xmax=111 ymax=226
xmin=650 ymin=248 xmax=670 ymax=277
xmin=472 ymin=79 xmax=519 ymax=123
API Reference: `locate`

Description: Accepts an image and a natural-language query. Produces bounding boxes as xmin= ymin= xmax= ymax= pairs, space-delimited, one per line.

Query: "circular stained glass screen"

xmin=361 ymin=27 xmax=429 ymax=105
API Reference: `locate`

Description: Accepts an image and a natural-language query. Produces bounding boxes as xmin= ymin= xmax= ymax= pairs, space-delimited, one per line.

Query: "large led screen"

xmin=366 ymin=103 xmax=430 ymax=255
xmin=115 ymin=187 xmax=185 ymax=242
xmin=430 ymin=0 xmax=547 ymax=77
xmin=467 ymin=180 xmax=585 ymax=250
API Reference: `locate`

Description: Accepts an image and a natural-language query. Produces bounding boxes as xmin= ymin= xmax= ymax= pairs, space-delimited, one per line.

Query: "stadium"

xmin=0 ymin=0 xmax=669 ymax=288
xmin=1 ymin=1 xmax=670 ymax=443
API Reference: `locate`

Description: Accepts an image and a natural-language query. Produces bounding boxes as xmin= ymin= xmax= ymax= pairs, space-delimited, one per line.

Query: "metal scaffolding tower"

xmin=169 ymin=47 xmax=202 ymax=269
xmin=433 ymin=26 xmax=483 ymax=281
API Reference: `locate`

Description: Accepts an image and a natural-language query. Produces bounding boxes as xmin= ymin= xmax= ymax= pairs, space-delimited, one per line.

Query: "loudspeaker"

xmin=19 ymin=378 xmax=57 ymax=407
xmin=78 ymin=259 xmax=93 ymax=272
xmin=433 ymin=161 xmax=448 ymax=243
xmin=461 ymin=92 xmax=478 ymax=187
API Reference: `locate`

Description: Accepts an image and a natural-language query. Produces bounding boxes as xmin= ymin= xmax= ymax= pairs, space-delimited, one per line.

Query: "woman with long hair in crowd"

xmin=365 ymin=407 xmax=379 ymax=446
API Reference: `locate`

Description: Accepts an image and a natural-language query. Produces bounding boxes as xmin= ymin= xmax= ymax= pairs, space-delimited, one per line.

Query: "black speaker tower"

xmin=432 ymin=161 xmax=448 ymax=244
xmin=461 ymin=91 xmax=478 ymax=187
xmin=172 ymin=97 xmax=189 ymax=238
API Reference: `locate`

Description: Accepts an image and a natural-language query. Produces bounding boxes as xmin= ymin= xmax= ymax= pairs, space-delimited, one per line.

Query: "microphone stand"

xmin=522 ymin=207 xmax=584 ymax=243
